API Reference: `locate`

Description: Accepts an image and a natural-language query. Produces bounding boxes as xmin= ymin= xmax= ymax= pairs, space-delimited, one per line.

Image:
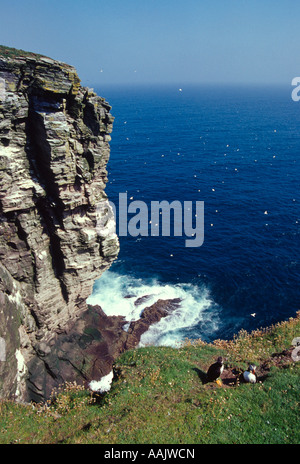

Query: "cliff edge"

xmin=0 ymin=46 xmax=119 ymax=401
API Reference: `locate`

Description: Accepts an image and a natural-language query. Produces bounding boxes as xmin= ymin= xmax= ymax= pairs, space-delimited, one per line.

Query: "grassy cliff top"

xmin=0 ymin=45 xmax=74 ymax=71
xmin=0 ymin=45 xmax=48 ymax=60
xmin=1 ymin=311 xmax=300 ymax=444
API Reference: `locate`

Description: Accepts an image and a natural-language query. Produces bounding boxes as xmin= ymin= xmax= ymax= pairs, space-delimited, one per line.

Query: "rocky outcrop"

xmin=125 ymin=298 xmax=182 ymax=350
xmin=0 ymin=46 xmax=119 ymax=401
xmin=20 ymin=297 xmax=182 ymax=402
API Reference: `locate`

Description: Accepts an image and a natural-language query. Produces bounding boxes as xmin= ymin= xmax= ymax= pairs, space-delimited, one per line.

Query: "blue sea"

xmin=87 ymin=84 xmax=300 ymax=347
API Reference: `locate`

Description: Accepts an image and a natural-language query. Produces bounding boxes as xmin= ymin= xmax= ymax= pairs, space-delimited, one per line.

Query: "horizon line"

xmin=83 ymin=80 xmax=292 ymax=88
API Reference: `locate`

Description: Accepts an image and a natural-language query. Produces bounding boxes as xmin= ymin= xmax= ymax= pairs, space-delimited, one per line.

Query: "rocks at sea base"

xmin=0 ymin=46 xmax=180 ymax=402
xmin=124 ymin=297 xmax=182 ymax=350
xmin=32 ymin=297 xmax=182 ymax=401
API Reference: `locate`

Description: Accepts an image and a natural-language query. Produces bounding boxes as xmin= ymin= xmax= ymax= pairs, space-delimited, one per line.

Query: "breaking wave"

xmin=87 ymin=270 xmax=221 ymax=347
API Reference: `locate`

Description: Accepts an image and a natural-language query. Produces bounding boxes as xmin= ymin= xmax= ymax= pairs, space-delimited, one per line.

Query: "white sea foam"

xmin=139 ymin=282 xmax=220 ymax=347
xmin=87 ymin=270 xmax=221 ymax=347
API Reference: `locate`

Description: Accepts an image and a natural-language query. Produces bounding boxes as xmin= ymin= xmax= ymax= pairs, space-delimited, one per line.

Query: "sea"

xmin=86 ymin=83 xmax=300 ymax=348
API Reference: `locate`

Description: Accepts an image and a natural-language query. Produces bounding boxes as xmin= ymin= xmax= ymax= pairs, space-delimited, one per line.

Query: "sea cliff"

xmin=0 ymin=46 xmax=120 ymax=401
xmin=0 ymin=46 xmax=183 ymax=402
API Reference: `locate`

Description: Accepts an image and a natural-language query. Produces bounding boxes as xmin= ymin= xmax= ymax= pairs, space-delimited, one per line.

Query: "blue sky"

xmin=1 ymin=0 xmax=299 ymax=86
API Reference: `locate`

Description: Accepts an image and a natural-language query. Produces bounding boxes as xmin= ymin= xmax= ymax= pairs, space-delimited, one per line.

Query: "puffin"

xmin=242 ymin=364 xmax=257 ymax=384
xmin=206 ymin=356 xmax=224 ymax=385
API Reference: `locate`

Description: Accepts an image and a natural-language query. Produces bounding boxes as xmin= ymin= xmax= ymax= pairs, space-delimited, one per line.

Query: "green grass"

xmin=1 ymin=312 xmax=299 ymax=444
xmin=0 ymin=45 xmax=46 ymax=60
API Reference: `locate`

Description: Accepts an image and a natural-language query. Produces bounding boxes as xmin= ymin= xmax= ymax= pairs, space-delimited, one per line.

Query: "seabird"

xmin=242 ymin=364 xmax=257 ymax=384
xmin=206 ymin=356 xmax=224 ymax=385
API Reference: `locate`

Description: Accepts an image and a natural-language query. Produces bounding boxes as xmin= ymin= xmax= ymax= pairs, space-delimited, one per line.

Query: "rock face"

xmin=0 ymin=46 xmax=119 ymax=401
xmin=125 ymin=298 xmax=182 ymax=350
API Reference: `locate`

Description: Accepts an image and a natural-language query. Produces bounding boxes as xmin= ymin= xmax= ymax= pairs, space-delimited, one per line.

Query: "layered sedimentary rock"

xmin=0 ymin=47 xmax=119 ymax=401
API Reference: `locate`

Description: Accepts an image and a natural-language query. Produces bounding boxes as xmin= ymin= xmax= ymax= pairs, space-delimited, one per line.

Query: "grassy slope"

xmin=0 ymin=45 xmax=46 ymax=60
xmin=1 ymin=312 xmax=299 ymax=444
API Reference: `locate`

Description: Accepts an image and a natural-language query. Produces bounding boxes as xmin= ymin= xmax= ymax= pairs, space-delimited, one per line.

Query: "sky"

xmin=1 ymin=0 xmax=299 ymax=87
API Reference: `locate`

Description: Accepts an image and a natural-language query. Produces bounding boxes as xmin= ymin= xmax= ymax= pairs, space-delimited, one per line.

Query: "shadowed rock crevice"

xmin=25 ymin=106 xmax=65 ymax=211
